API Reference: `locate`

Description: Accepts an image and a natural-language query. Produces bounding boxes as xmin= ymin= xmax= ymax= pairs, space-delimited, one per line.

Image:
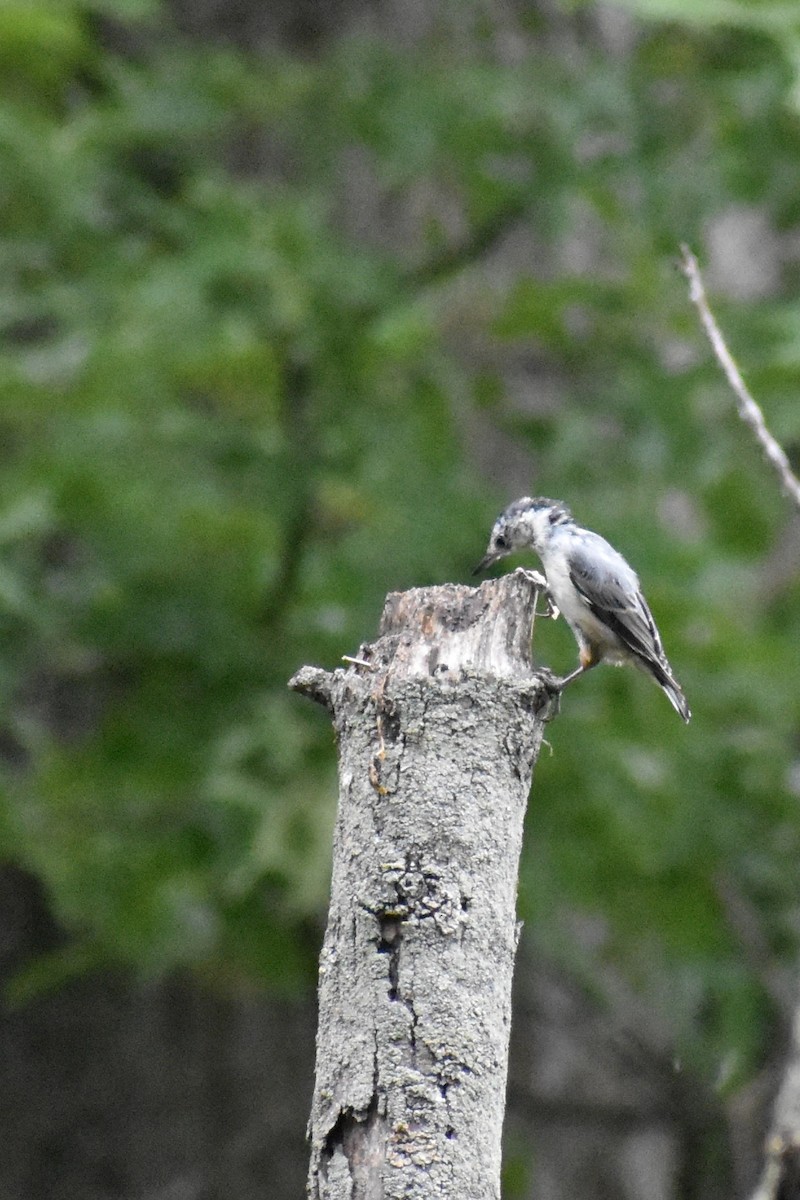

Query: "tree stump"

xmin=290 ymin=570 xmax=558 ymax=1200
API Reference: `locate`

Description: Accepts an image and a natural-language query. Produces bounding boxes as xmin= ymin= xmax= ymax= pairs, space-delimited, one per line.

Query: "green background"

xmin=2 ymin=0 xmax=800 ymax=1192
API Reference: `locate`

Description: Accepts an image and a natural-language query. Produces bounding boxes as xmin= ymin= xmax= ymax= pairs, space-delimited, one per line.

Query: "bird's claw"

xmin=515 ymin=566 xmax=547 ymax=589
xmin=514 ymin=568 xmax=559 ymax=619
xmin=537 ymin=668 xmax=563 ymax=717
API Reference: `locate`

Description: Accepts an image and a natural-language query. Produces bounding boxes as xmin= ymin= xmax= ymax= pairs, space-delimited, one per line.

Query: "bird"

xmin=473 ymin=497 xmax=691 ymax=722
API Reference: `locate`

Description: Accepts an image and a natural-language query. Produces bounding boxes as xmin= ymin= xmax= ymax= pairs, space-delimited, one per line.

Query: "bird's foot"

xmin=537 ymin=666 xmax=586 ymax=723
xmin=536 ymin=668 xmax=564 ymax=718
xmin=514 ymin=568 xmax=560 ymax=619
xmin=555 ymin=665 xmax=585 ymax=690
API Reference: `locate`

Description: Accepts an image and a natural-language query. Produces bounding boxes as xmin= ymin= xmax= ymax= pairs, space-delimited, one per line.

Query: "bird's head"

xmin=473 ymin=497 xmax=572 ymax=573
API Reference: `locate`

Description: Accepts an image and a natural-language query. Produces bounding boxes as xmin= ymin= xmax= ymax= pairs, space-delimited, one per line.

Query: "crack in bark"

xmin=321 ymin=1098 xmax=387 ymax=1200
xmin=377 ymin=913 xmax=404 ymax=1002
xmin=377 ymin=898 xmax=474 ymax=1157
xmin=369 ymin=696 xmax=405 ymax=798
xmin=375 ymin=910 xmax=418 ymax=1053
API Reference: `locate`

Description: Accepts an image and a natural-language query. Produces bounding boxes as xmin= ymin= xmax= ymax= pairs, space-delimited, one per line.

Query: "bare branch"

xmin=680 ymin=244 xmax=800 ymax=510
xmin=682 ymin=244 xmax=800 ymax=1200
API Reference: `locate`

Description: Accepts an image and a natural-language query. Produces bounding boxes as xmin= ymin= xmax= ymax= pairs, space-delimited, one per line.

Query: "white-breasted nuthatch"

xmin=474 ymin=497 xmax=691 ymax=722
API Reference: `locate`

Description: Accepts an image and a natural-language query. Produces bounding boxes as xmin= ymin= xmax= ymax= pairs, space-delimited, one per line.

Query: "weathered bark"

xmin=290 ymin=571 xmax=558 ymax=1200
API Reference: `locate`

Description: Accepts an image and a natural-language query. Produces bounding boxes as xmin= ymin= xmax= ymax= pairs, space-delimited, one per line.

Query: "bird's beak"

xmin=472 ymin=552 xmax=500 ymax=576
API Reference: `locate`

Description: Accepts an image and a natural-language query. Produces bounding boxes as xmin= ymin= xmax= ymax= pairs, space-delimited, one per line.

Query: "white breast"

xmin=539 ymin=541 xmax=629 ymax=664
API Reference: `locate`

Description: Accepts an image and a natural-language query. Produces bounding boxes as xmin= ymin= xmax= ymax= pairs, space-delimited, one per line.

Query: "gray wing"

xmin=567 ymin=533 xmax=668 ymax=670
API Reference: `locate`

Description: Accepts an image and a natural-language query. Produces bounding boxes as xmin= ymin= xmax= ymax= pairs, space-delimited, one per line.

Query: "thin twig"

xmin=682 ymin=246 xmax=800 ymax=1200
xmin=680 ymin=244 xmax=800 ymax=510
xmin=341 ymin=654 xmax=378 ymax=671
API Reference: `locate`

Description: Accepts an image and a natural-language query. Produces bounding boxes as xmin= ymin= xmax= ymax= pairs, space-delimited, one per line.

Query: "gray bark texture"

xmin=289 ymin=571 xmax=558 ymax=1200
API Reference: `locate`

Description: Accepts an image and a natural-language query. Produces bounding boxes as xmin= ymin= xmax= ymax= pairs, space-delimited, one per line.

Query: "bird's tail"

xmin=656 ymin=667 xmax=691 ymax=723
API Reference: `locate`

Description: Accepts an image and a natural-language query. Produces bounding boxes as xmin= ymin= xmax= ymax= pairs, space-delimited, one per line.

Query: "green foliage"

xmin=1 ymin=0 xmax=800 ymax=1130
xmin=0 ymin=0 xmax=489 ymax=994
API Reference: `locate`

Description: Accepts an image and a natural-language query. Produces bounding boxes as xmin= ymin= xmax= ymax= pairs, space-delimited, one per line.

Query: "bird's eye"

xmin=495 ymin=534 xmax=508 ymax=550
xmin=548 ymin=510 xmax=560 ymax=525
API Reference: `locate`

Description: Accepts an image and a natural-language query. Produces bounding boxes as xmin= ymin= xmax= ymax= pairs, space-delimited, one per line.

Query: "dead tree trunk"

xmin=290 ymin=571 xmax=557 ymax=1200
